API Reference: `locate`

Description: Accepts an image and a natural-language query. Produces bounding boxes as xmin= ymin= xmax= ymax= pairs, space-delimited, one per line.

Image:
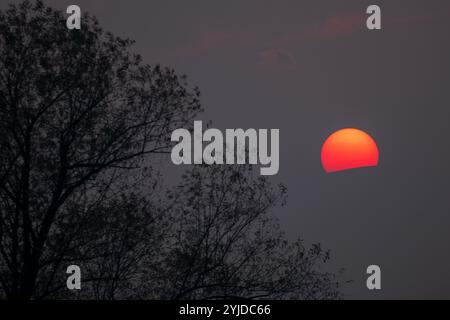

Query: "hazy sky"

xmin=3 ymin=0 xmax=450 ymax=299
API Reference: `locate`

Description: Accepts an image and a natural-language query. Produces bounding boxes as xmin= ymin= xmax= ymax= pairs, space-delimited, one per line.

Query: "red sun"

xmin=321 ymin=128 xmax=379 ymax=173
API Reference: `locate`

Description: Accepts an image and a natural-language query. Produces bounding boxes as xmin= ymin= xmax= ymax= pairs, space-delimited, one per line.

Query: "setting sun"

xmin=321 ymin=128 xmax=379 ymax=173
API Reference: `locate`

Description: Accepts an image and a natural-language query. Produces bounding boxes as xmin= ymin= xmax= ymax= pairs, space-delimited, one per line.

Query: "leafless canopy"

xmin=0 ymin=1 xmax=341 ymax=300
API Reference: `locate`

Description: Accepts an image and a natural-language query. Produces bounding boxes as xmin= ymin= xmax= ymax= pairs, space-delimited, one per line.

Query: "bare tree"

xmin=145 ymin=165 xmax=341 ymax=300
xmin=0 ymin=1 xmax=341 ymax=300
xmin=0 ymin=0 xmax=200 ymax=299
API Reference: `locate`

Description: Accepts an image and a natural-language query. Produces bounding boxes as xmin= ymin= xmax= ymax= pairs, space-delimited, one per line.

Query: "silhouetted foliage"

xmin=147 ymin=165 xmax=341 ymax=300
xmin=0 ymin=0 xmax=200 ymax=299
xmin=0 ymin=1 xmax=341 ymax=300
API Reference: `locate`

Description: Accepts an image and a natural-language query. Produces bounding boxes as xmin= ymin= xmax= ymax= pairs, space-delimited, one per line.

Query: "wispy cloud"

xmin=174 ymin=10 xmax=446 ymax=71
xmin=304 ymin=14 xmax=366 ymax=38
xmin=257 ymin=48 xmax=297 ymax=72
xmin=178 ymin=30 xmax=257 ymax=57
xmin=276 ymin=14 xmax=366 ymax=44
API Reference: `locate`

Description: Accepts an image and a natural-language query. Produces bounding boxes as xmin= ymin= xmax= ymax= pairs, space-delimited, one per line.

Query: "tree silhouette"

xmin=146 ymin=165 xmax=341 ymax=300
xmin=0 ymin=1 xmax=341 ymax=300
xmin=0 ymin=0 xmax=201 ymax=299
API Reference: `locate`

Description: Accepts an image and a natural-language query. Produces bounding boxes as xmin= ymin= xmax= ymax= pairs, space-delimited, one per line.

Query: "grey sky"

xmin=3 ymin=0 xmax=450 ymax=299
